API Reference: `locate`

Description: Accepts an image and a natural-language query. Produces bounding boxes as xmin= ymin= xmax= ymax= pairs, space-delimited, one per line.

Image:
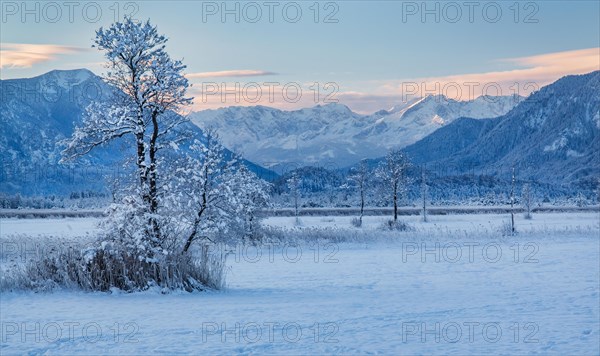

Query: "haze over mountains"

xmin=1 ymin=69 xmax=598 ymax=196
xmin=190 ymin=94 xmax=523 ymax=168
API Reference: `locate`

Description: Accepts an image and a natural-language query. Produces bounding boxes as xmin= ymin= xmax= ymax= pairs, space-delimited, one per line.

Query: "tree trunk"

xmin=359 ymin=184 xmax=364 ymax=224
xmin=510 ymin=168 xmax=515 ymax=235
xmin=147 ymin=111 xmax=161 ymax=239
xmin=422 ymin=171 xmax=427 ymax=222
xmin=393 ymin=182 xmax=398 ymax=221
xmin=183 ymin=170 xmax=209 ymax=253
xmin=136 ymin=131 xmax=147 ymax=196
xmin=149 ymin=111 xmax=159 ymax=213
xmin=422 ymin=194 xmax=427 ymax=223
xmin=294 ymin=190 xmax=298 ymax=218
xmin=182 ymin=217 xmax=199 ymax=253
xmin=132 ymin=66 xmax=148 ymax=205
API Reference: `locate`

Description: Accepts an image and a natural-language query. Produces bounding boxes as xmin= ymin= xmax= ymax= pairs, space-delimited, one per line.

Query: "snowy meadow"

xmin=1 ymin=212 xmax=598 ymax=354
xmin=2 ymin=3 xmax=600 ymax=355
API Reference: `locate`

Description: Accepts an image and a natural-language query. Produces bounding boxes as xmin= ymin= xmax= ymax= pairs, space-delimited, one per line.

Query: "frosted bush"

xmin=380 ymin=219 xmax=413 ymax=231
xmin=351 ymin=217 xmax=362 ymax=227
xmin=1 ymin=241 xmax=225 ymax=293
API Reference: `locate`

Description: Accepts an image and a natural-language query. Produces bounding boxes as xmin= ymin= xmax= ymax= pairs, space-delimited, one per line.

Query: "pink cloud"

xmin=188 ymin=48 xmax=599 ymax=113
xmin=0 ymin=43 xmax=87 ymax=69
xmin=378 ymin=47 xmax=600 ymax=102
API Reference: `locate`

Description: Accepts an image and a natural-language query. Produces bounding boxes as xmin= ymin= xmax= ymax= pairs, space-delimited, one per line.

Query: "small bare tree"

xmin=522 ymin=183 xmax=533 ymax=219
xmin=510 ymin=167 xmax=516 ymax=235
xmin=376 ymin=149 xmax=411 ymax=223
xmin=347 ymin=159 xmax=370 ymax=227
xmin=421 ymin=167 xmax=428 ymax=222
xmin=576 ymin=192 xmax=587 ymax=207
xmin=287 ymin=171 xmax=301 ymax=224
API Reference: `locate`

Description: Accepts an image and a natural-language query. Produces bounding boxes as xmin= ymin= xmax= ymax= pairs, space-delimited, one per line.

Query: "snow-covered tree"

xmin=230 ymin=165 xmax=272 ymax=238
xmin=376 ymin=149 xmax=411 ymax=222
xmin=171 ymin=132 xmax=271 ymax=252
xmin=19 ymin=18 xmax=273 ymax=292
xmin=61 ymin=17 xmax=192 ymax=250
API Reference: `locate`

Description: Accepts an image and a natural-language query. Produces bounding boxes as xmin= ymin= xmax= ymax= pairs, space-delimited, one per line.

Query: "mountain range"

xmin=403 ymin=71 xmax=600 ymax=185
xmin=1 ymin=69 xmax=597 ymax=196
xmin=0 ymin=69 xmax=272 ymax=195
xmin=189 ymin=94 xmax=523 ymax=169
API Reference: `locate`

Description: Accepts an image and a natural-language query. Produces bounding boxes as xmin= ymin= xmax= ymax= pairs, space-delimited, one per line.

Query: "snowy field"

xmin=1 ymin=212 xmax=599 ymax=354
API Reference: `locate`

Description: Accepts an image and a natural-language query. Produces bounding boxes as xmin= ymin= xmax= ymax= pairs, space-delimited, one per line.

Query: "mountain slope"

xmin=189 ymin=95 xmax=523 ymax=168
xmin=1 ymin=69 xmax=111 ymax=165
xmin=0 ymin=69 xmax=274 ymax=195
xmin=403 ymin=117 xmax=500 ymax=165
xmin=0 ymin=69 xmax=122 ymax=195
xmin=403 ymin=71 xmax=600 ymax=184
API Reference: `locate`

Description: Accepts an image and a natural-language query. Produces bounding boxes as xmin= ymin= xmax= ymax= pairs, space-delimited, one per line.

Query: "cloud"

xmin=187 ymin=69 xmax=277 ymax=79
xmin=188 ymin=48 xmax=599 ymax=114
xmin=0 ymin=43 xmax=87 ymax=69
xmin=313 ymin=48 xmax=599 ymax=113
xmin=500 ymin=47 xmax=598 ymax=72
xmin=375 ymin=47 xmax=600 ymax=102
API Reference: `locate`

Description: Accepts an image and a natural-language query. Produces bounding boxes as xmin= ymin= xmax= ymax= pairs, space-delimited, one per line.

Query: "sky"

xmin=1 ymin=0 xmax=599 ymax=113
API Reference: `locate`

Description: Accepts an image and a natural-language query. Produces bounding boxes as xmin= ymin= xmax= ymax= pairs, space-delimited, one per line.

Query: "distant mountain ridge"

xmin=402 ymin=71 xmax=600 ymax=184
xmin=0 ymin=69 xmax=273 ymax=195
xmin=189 ymin=94 xmax=523 ymax=169
xmin=2 ymin=68 xmax=595 ymax=197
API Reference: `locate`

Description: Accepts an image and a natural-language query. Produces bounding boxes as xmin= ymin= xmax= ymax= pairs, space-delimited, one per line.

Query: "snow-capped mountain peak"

xmin=402 ymin=71 xmax=600 ymax=184
xmin=34 ymin=68 xmax=96 ymax=88
xmin=189 ymin=93 xmax=523 ymax=168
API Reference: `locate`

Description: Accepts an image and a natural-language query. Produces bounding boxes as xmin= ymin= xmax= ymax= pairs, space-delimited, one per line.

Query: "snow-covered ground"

xmin=0 ymin=217 xmax=101 ymax=237
xmin=1 ymin=213 xmax=599 ymax=354
xmin=263 ymin=212 xmax=600 ymax=233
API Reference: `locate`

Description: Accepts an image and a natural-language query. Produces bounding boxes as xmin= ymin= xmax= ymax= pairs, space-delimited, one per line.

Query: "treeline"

xmin=0 ymin=191 xmax=109 ymax=209
xmin=3 ymin=167 xmax=599 ymax=210
xmin=270 ymin=166 xmax=600 ymax=208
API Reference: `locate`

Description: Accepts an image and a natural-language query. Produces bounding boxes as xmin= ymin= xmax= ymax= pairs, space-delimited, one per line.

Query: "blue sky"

xmin=1 ymin=1 xmax=599 ymax=113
